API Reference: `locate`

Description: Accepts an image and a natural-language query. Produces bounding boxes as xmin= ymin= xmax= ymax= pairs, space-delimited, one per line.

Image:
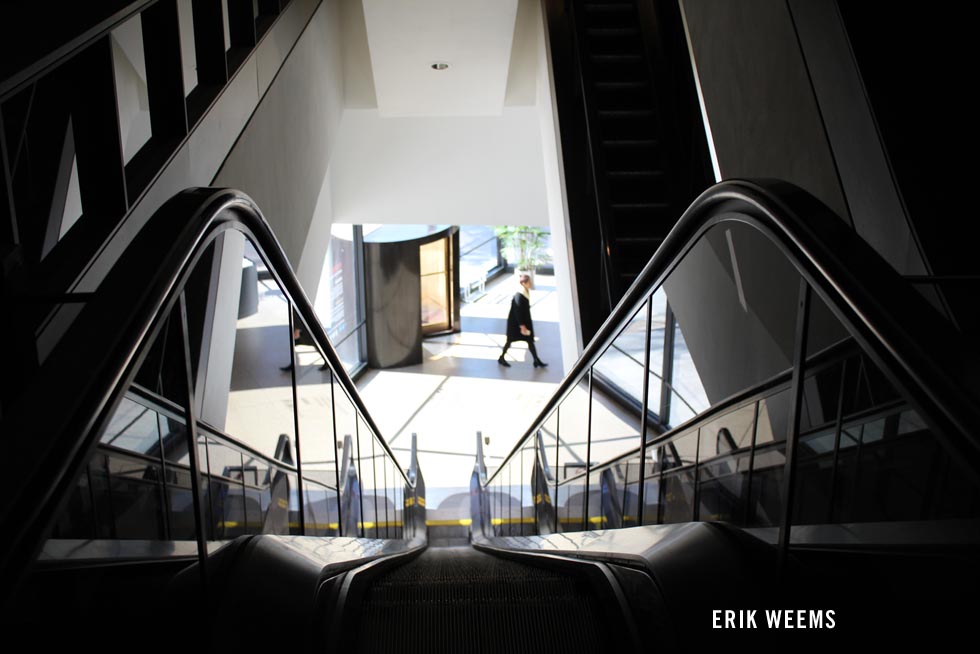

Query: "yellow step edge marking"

xmin=426 ymin=518 xmax=472 ymax=527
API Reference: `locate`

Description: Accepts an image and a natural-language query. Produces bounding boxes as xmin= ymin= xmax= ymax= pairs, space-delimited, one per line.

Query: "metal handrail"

xmin=485 ymin=179 xmax=980 ymax=487
xmin=0 ymin=187 xmax=413 ymax=599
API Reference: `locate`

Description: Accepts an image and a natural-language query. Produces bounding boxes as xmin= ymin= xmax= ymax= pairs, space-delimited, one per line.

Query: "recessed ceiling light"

xmin=431 ymin=62 xmax=450 ymax=71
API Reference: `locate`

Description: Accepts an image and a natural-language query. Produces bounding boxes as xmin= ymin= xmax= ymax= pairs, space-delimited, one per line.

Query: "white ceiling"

xmin=361 ymin=0 xmax=520 ymax=116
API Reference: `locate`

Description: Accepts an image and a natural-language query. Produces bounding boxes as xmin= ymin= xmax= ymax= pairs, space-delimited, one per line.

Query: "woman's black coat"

xmin=506 ymin=292 xmax=533 ymax=341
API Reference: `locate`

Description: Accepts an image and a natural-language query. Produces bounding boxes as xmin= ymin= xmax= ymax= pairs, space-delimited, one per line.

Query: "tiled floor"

xmin=355 ymin=273 xmax=564 ymax=516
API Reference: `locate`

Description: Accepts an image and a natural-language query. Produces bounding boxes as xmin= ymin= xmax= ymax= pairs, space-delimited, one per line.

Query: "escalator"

xmin=335 ymin=547 xmax=635 ymax=654
xmin=552 ymin=0 xmax=713 ymax=334
xmin=2 ymin=180 xmax=979 ymax=650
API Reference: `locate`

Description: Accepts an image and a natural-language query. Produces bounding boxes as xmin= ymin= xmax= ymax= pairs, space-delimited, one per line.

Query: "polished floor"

xmin=355 ymin=272 xmax=564 ymax=519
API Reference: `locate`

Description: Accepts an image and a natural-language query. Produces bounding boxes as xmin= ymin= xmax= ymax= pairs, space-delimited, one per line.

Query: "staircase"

xmin=572 ymin=0 xmax=679 ymax=303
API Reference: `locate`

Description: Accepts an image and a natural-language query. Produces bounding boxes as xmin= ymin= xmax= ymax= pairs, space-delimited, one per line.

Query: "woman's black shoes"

xmin=498 ymin=356 xmax=511 ymax=367
xmin=533 ymin=360 xmax=548 ymax=368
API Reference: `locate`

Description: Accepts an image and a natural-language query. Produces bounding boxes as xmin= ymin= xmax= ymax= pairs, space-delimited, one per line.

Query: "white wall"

xmin=214 ymin=0 xmax=346 ymax=283
xmin=330 ymin=107 xmax=550 ymax=226
xmin=533 ymin=0 xmax=581 ymax=370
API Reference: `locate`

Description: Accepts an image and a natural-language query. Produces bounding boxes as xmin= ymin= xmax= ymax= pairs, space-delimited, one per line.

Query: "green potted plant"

xmin=495 ymin=226 xmax=551 ymax=285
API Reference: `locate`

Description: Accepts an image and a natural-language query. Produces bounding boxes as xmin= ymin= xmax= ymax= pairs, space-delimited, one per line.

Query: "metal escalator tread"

xmin=354 ymin=547 xmax=604 ymax=654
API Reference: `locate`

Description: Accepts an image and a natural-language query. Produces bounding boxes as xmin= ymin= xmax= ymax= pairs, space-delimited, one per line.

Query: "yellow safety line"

xmin=425 ymin=518 xmax=473 ymax=527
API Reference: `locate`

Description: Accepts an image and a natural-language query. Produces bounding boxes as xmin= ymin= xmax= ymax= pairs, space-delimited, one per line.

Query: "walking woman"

xmin=498 ymin=273 xmax=548 ymax=368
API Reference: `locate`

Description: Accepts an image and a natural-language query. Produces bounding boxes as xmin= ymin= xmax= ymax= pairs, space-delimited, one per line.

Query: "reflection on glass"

xmin=647 ymin=289 xmax=667 ymax=420
xmin=840 ymin=353 xmax=900 ymax=417
xmin=806 ymin=290 xmax=850 ymax=359
xmin=420 ymin=238 xmax=450 ymax=334
xmin=750 ymin=392 xmax=789 ymax=528
xmin=304 ymin=481 xmax=338 ymax=536
xmin=195 ymin=236 xmax=297 ymax=463
xmin=592 ymin=303 xmax=647 ymax=465
xmin=560 ymin=473 xmax=587 ymax=532
xmin=667 ymin=317 xmax=708 ymax=427
xmin=317 ymin=223 xmax=364 ymax=373
xmin=202 ymin=435 xmax=246 ymax=539
xmin=641 ymin=446 xmax=661 ymax=525
xmin=697 ymin=403 xmax=756 ymax=463
xmin=51 ymin=386 xmax=199 ymax=545
xmin=588 ymin=470 xmax=604 ymax=529
xmin=660 ymin=428 xmax=698 ymax=523
xmin=800 ymin=361 xmax=843 ymax=433
xmin=358 ymin=418 xmax=377 ymax=537
xmin=697 ymin=403 xmax=755 ymax=524
xmin=521 ymin=444 xmax=535 ymax=535
xmin=792 ymin=428 xmax=837 ymax=525
xmin=616 ymin=455 xmax=641 ymax=526
xmin=557 ymin=374 xmax=590 ymax=485
xmin=663 ymin=223 xmax=800 ymax=425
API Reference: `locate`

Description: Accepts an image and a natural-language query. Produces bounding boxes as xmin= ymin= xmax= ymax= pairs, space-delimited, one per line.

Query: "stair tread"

xmin=587 ymin=27 xmax=639 ymax=36
xmin=603 ymin=138 xmax=658 ymax=146
xmin=598 ymin=108 xmax=655 ymax=116
xmin=591 ymin=54 xmax=643 ymax=62
xmin=611 ymin=202 xmax=671 ymax=208
xmin=607 ymin=170 xmax=665 ymax=176
xmin=594 ymin=80 xmax=649 ymax=89
xmin=584 ymin=3 xmax=634 ymax=11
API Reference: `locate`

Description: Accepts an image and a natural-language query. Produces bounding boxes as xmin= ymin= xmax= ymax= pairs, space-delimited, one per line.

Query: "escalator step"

xmin=353 ymin=548 xmax=606 ymax=654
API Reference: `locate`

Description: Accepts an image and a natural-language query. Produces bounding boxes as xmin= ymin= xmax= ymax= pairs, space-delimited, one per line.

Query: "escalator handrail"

xmin=0 ymin=187 xmax=411 ymax=599
xmin=486 ymin=179 xmax=980 ymax=486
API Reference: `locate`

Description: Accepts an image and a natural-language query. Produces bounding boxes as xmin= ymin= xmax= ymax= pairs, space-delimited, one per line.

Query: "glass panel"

xmin=333 ymin=387 xmax=358 ymax=461
xmin=294 ymin=323 xmax=337 ymax=494
xmin=516 ymin=443 xmax=530 ymax=535
xmin=560 ymin=473 xmax=587 ymax=532
xmin=223 ymin=238 xmax=295 ymax=461
xmin=539 ymin=410 xmax=559 ymax=530
xmin=391 ymin=460 xmax=402 ymax=538
xmin=618 ymin=453 xmax=642 ymax=526
xmin=182 ymin=234 xmax=295 ymax=461
xmin=697 ymin=403 xmax=756 ymax=463
xmin=647 ymin=289 xmax=667 ymax=421
xmin=800 ymin=361 xmax=843 ymax=433
xmin=792 ymin=428 xmax=837 ymax=525
xmin=165 ymin=462 xmax=197 ymax=540
xmin=361 ymin=437 xmax=384 ymax=538
xmin=285 ymin=471 xmax=301 ymax=535
xmin=591 ymin=302 xmax=647 ymax=465
xmin=660 ymin=428 xmax=699 ymax=523
xmin=805 ymin=289 xmax=850 ymax=359
xmin=840 ymin=353 xmax=901 ymax=418
xmin=641 ymin=446 xmax=662 ymax=525
xmin=358 ymin=418 xmax=377 ymax=537
xmin=99 ymin=451 xmax=167 ymax=538
xmin=317 ymin=223 xmax=363 ymax=373
xmin=748 ymin=388 xmax=791 ymax=526
xmin=241 ymin=453 xmax=270 ymax=534
xmin=667 ymin=316 xmax=709 ymax=427
xmin=831 ymin=408 xmax=980 ymax=524
xmin=373 ymin=442 xmax=387 ymax=539
xmin=304 ymin=481 xmax=338 ymax=536
xmin=557 ymin=374 xmax=591 ymax=483
xmin=202 ymin=435 xmax=246 ymax=540
xmin=695 ymin=403 xmax=756 ymax=524
xmin=587 ymin=469 xmax=604 ymax=529
xmin=49 ymin=305 xmax=198 ymax=549
xmin=663 ymin=222 xmax=801 ymax=423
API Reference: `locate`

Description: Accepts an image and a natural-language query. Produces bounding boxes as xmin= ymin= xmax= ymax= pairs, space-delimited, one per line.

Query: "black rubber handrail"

xmin=0 ymin=187 xmax=410 ymax=602
xmin=486 ymin=179 xmax=980 ymax=486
